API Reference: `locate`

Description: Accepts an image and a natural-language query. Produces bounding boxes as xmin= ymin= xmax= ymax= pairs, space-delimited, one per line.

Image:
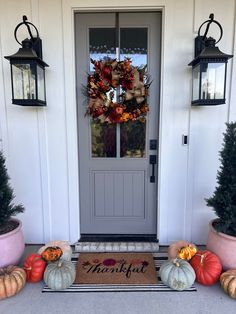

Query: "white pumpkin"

xmin=44 ymin=260 xmax=76 ymax=290
xmin=159 ymin=258 xmax=196 ymax=291
xmin=38 ymin=241 xmax=72 ymax=261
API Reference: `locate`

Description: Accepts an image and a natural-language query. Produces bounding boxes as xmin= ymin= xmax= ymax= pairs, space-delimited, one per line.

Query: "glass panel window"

xmin=120 ymin=28 xmax=148 ymax=67
xmin=120 ymin=120 xmax=146 ymax=158
xmin=89 ymin=28 xmax=116 ymax=71
xmin=120 ymin=27 xmax=148 ymax=158
xmin=89 ymin=27 xmax=148 ymax=159
xmin=192 ymin=65 xmax=200 ymax=101
xmin=37 ymin=65 xmax=45 ymax=101
xmin=12 ymin=64 xmax=36 ymax=99
xmin=91 ymin=121 xmax=116 ymax=157
xmin=201 ymin=62 xmax=225 ymax=100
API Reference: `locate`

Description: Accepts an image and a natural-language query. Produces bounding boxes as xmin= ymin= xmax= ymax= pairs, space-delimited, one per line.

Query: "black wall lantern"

xmin=189 ymin=14 xmax=233 ymax=106
xmin=4 ymin=15 xmax=49 ymax=106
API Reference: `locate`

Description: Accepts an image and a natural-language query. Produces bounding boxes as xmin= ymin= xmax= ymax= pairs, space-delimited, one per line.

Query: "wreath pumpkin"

xmin=85 ymin=57 xmax=151 ymax=124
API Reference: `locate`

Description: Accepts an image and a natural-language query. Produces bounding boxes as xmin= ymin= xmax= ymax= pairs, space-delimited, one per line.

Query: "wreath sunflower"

xmin=85 ymin=57 xmax=151 ymax=124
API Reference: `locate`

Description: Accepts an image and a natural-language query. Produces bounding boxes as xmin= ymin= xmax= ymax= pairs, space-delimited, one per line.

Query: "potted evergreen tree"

xmin=206 ymin=122 xmax=236 ymax=270
xmin=0 ymin=151 xmax=25 ymax=267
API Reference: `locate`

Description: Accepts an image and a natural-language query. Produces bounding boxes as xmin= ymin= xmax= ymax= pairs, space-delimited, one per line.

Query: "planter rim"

xmin=209 ymin=219 xmax=236 ymax=241
xmin=0 ymin=218 xmax=22 ymax=239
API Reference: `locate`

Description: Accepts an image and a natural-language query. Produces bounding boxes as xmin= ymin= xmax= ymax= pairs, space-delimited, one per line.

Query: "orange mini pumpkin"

xmin=168 ymin=240 xmax=197 ymax=260
xmin=178 ymin=245 xmax=197 ymax=260
xmin=41 ymin=246 xmax=63 ymax=262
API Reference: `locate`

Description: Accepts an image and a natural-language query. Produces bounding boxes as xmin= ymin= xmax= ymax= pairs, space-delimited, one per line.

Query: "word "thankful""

xmin=84 ymin=261 xmax=148 ymax=279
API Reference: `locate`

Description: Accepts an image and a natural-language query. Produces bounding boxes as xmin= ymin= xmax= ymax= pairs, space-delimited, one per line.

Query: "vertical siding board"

xmin=187 ymin=0 xmax=235 ymax=244
xmin=0 ymin=0 xmax=44 ymax=243
xmin=39 ymin=0 xmax=70 ymax=241
xmin=158 ymin=0 xmax=194 ymax=243
xmin=62 ymin=0 xmax=80 ymax=242
xmin=229 ymin=1 xmax=236 ymax=122
xmin=0 ymin=25 xmax=7 ymax=153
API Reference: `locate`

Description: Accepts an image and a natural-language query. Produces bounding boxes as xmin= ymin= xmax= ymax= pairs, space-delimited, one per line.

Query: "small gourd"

xmin=41 ymin=246 xmax=63 ymax=262
xmin=159 ymin=258 xmax=196 ymax=291
xmin=220 ymin=269 xmax=236 ymax=299
xmin=38 ymin=241 xmax=72 ymax=261
xmin=178 ymin=245 xmax=197 ymax=260
xmin=44 ymin=260 xmax=76 ymax=290
xmin=0 ymin=265 xmax=26 ymax=299
xmin=168 ymin=240 xmax=197 ymax=260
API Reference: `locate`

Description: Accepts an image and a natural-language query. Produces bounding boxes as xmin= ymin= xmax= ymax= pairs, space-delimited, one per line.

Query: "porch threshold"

xmin=75 ymin=238 xmax=159 ymax=253
xmin=79 ymin=234 xmax=158 ymax=242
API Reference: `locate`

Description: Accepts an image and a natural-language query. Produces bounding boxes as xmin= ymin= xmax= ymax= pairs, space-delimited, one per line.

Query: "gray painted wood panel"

xmin=75 ymin=12 xmax=161 ymax=234
xmin=93 ymin=171 xmax=145 ymax=218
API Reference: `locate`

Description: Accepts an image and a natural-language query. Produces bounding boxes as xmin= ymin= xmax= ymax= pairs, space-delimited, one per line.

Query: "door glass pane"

xmin=89 ymin=28 xmax=116 ymax=71
xmin=120 ymin=27 xmax=148 ymax=158
xmin=120 ymin=120 xmax=146 ymax=158
xmin=91 ymin=121 xmax=116 ymax=157
xmin=120 ymin=28 xmax=148 ymax=67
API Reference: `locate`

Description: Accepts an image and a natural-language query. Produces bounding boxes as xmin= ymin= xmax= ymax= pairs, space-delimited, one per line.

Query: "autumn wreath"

xmin=85 ymin=57 xmax=151 ymax=124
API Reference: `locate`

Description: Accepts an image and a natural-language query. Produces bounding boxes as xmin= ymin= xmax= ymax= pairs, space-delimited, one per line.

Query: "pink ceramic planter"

xmin=0 ymin=218 xmax=25 ymax=267
xmin=206 ymin=219 xmax=236 ymax=270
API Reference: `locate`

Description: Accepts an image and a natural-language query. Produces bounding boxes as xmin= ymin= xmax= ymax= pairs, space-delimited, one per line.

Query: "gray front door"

xmin=75 ymin=12 xmax=161 ymax=235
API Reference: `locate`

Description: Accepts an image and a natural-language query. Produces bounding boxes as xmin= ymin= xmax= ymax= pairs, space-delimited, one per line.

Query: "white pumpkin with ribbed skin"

xmin=44 ymin=260 xmax=76 ymax=290
xmin=159 ymin=259 xmax=196 ymax=291
xmin=38 ymin=241 xmax=72 ymax=261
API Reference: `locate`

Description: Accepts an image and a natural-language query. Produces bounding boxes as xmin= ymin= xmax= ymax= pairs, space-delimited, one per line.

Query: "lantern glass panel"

xmin=37 ymin=65 xmax=46 ymax=101
xmin=201 ymin=62 xmax=225 ymax=100
xmin=192 ymin=64 xmax=200 ymax=101
xmin=12 ymin=63 xmax=36 ymax=100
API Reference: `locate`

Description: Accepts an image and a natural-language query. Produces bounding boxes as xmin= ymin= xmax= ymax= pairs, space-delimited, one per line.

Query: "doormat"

xmin=75 ymin=253 xmax=158 ymax=284
xmin=42 ymin=252 xmax=197 ymax=293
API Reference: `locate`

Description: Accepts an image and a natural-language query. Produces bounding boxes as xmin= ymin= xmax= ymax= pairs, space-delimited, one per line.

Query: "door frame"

xmin=62 ymin=3 xmax=164 ymax=243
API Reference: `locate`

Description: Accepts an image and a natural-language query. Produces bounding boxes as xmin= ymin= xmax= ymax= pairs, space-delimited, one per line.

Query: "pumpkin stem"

xmin=196 ymin=253 xmax=205 ymax=264
xmin=200 ymin=254 xmax=205 ymax=264
xmin=24 ymin=267 xmax=32 ymax=271
xmin=173 ymin=258 xmax=180 ymax=267
xmin=57 ymin=260 xmax=62 ymax=267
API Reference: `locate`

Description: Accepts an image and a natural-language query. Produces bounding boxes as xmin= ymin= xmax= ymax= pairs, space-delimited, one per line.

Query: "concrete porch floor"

xmin=0 ymin=245 xmax=235 ymax=314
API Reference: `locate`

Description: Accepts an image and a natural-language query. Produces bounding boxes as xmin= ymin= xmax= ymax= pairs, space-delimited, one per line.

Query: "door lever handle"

xmin=149 ymin=155 xmax=157 ymax=183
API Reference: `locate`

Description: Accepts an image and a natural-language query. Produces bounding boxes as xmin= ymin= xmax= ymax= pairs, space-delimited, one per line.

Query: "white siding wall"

xmin=0 ymin=0 xmax=235 ymax=244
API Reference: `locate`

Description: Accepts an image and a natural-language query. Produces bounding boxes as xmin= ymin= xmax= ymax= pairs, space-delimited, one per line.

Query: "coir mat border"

xmin=42 ymin=252 xmax=197 ymax=293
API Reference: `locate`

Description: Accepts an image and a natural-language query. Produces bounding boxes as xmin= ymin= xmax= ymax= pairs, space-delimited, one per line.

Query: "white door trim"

xmin=61 ymin=1 xmax=166 ymax=243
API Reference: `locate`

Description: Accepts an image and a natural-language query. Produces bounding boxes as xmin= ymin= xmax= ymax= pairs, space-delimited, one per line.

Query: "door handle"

xmin=149 ymin=155 xmax=157 ymax=183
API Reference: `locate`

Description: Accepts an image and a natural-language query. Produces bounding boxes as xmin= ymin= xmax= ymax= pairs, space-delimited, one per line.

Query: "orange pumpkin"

xmin=0 ymin=265 xmax=26 ymax=300
xmin=190 ymin=250 xmax=222 ymax=285
xmin=24 ymin=253 xmax=46 ymax=282
xmin=220 ymin=269 xmax=236 ymax=299
xmin=168 ymin=240 xmax=197 ymax=260
xmin=41 ymin=246 xmax=63 ymax=262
